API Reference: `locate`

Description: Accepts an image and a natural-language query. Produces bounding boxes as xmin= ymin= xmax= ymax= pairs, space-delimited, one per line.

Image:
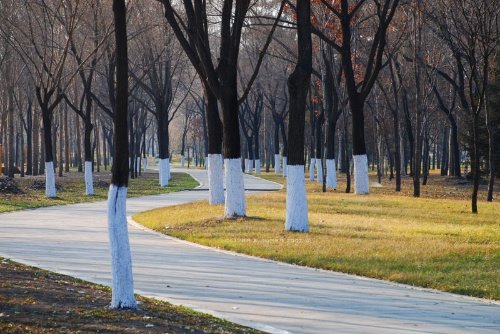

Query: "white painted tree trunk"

xmin=181 ymin=155 xmax=185 ymax=167
xmin=326 ymin=159 xmax=337 ymax=189
xmin=245 ymin=159 xmax=253 ymax=174
xmin=45 ymin=161 xmax=57 ymax=198
xmin=136 ymin=157 xmax=141 ymax=174
xmin=255 ymin=159 xmax=261 ymax=174
xmin=143 ymin=157 xmax=148 ymax=171
xmin=338 ymin=144 xmax=343 ymax=169
xmin=224 ymin=158 xmax=246 ymax=217
xmin=353 ymin=154 xmax=369 ymax=194
xmin=285 ymin=165 xmax=308 ymax=232
xmin=309 ymin=158 xmax=315 ymax=181
xmin=84 ymin=161 xmax=94 ymax=196
xmin=159 ymin=158 xmax=170 ymax=187
xmin=208 ymin=154 xmax=224 ymax=205
xmin=282 ymin=157 xmax=288 ymax=177
xmin=316 ymin=158 xmax=323 ymax=183
xmin=274 ymin=154 xmax=281 ymax=174
xmin=107 ymin=185 xmax=137 ymax=309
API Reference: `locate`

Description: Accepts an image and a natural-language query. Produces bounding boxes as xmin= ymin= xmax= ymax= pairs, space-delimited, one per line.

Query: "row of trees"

xmin=1 ymin=0 xmax=497 ymax=211
xmin=0 ymin=0 xmax=497 ymax=310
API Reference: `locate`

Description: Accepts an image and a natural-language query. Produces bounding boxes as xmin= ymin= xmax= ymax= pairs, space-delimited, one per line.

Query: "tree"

xmin=64 ymin=0 xmax=111 ymax=195
xmin=311 ymin=0 xmax=399 ymax=194
xmin=129 ymin=8 xmax=191 ymax=186
xmin=107 ymin=0 xmax=137 ymax=309
xmin=160 ymin=0 xmax=283 ymax=216
xmin=263 ymin=64 xmax=289 ymax=176
xmin=285 ymin=0 xmax=312 ymax=232
xmin=2 ymin=0 xmax=88 ymax=197
xmin=179 ymin=102 xmax=195 ymax=167
xmin=239 ymin=87 xmax=264 ymax=174
xmin=320 ymin=43 xmax=343 ymax=189
xmin=426 ymin=0 xmax=498 ymax=212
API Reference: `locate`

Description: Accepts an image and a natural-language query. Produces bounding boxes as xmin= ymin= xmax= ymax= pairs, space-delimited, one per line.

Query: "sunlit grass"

xmin=135 ymin=173 xmax=500 ymax=300
xmin=0 ymin=172 xmax=198 ymax=213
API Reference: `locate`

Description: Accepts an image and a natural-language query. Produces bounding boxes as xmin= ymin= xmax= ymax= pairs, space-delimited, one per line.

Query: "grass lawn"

xmin=134 ymin=172 xmax=500 ymax=300
xmin=0 ymin=257 xmax=260 ymax=334
xmin=0 ymin=171 xmax=198 ymax=214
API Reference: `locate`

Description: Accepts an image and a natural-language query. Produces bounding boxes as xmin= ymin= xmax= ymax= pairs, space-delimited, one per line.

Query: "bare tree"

xmin=159 ymin=0 xmax=284 ymax=216
xmin=285 ymin=0 xmax=312 ymax=232
xmin=107 ymin=0 xmax=137 ymax=310
xmin=310 ymin=0 xmax=399 ymax=194
xmin=426 ymin=0 xmax=498 ymax=212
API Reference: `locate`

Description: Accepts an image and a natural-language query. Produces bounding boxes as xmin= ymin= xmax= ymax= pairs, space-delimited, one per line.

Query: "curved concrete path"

xmin=0 ymin=168 xmax=499 ymax=334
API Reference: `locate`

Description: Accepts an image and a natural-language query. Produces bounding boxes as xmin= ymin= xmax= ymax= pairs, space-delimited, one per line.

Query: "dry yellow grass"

xmin=134 ymin=172 xmax=500 ymax=300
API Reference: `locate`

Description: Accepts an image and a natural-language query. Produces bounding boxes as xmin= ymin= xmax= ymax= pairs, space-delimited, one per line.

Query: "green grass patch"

xmin=134 ymin=173 xmax=500 ymax=300
xmin=0 ymin=172 xmax=198 ymax=214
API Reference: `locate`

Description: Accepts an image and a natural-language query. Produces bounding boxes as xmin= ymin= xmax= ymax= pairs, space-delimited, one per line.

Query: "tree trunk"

xmin=280 ymin=121 xmax=288 ymax=176
xmin=315 ymin=116 xmax=324 ymax=183
xmin=432 ymin=139 xmax=437 ymax=170
xmin=246 ymin=137 xmax=254 ymax=173
xmin=25 ymin=102 xmax=33 ymax=175
xmin=444 ymin=115 xmax=461 ymax=177
xmin=40 ymin=125 xmax=45 ymax=175
xmin=412 ymin=7 xmax=422 ymax=198
xmin=20 ymin=125 xmax=24 ymax=177
xmin=309 ymin=108 xmax=316 ymax=180
xmin=96 ymin=118 xmax=101 ymax=174
xmin=274 ymin=120 xmax=280 ymax=174
xmin=7 ymin=91 xmax=15 ymax=178
xmin=103 ymin=126 xmax=108 ymax=171
xmin=76 ymin=115 xmax=83 ymax=172
xmin=221 ymin=84 xmax=246 ymax=217
xmin=1 ymin=118 xmax=6 ymax=176
xmin=203 ymin=85 xmax=224 ymax=205
xmin=285 ymin=0 xmax=311 ymax=232
xmin=393 ymin=110 xmax=401 ymax=191
xmin=58 ymin=113 xmax=64 ymax=177
xmin=422 ymin=131 xmax=429 ymax=185
xmin=441 ymin=126 xmax=449 ymax=176
xmin=471 ymin=113 xmax=480 ymax=213
xmin=254 ymin=131 xmax=261 ymax=174
xmin=108 ymin=0 xmax=137 ymax=310
xmin=486 ymin=102 xmax=495 ymax=202
xmin=32 ymin=109 xmax=40 ymax=176
xmin=41 ymin=106 xmax=56 ymax=198
xmin=157 ymin=107 xmax=170 ymax=186
xmin=402 ymin=91 xmax=414 ymax=176
xmin=326 ymin=116 xmax=337 ymax=189
xmin=343 ymin=112 xmax=351 ymax=193
xmin=351 ymin=97 xmax=369 ymax=194
xmin=84 ymin=113 xmax=94 ymax=194
xmin=64 ymin=107 xmax=70 ymax=173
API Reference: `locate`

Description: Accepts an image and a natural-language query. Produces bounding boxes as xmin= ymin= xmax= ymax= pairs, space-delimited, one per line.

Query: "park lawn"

xmin=134 ymin=173 xmax=500 ymax=300
xmin=0 ymin=172 xmax=198 ymax=213
xmin=0 ymin=257 xmax=261 ymax=334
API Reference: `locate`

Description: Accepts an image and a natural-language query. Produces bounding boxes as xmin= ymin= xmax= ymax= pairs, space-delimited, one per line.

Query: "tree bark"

xmin=108 ymin=0 xmax=136 ymax=310
xmin=285 ymin=0 xmax=312 ymax=232
xmin=471 ymin=113 xmax=480 ymax=213
xmin=7 ymin=89 xmax=15 ymax=178
xmin=486 ymin=101 xmax=495 ymax=201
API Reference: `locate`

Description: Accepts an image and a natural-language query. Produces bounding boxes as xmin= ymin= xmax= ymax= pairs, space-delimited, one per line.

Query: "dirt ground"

xmin=0 ymin=258 xmax=261 ymax=334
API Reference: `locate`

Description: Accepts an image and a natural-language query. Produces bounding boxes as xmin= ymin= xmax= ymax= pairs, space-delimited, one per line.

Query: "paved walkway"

xmin=0 ymin=169 xmax=498 ymax=334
